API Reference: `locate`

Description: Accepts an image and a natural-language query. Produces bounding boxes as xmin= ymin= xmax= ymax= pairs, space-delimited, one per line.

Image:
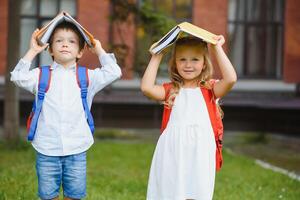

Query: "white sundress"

xmin=147 ymin=87 xmax=216 ymax=200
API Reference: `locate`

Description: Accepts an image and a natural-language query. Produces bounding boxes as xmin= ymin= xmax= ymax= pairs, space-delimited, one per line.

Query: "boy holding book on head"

xmin=10 ymin=16 xmax=122 ymax=199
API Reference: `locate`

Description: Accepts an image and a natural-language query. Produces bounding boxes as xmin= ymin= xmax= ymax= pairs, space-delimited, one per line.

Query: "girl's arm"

xmin=210 ymin=35 xmax=237 ymax=98
xmin=140 ymin=53 xmax=165 ymax=101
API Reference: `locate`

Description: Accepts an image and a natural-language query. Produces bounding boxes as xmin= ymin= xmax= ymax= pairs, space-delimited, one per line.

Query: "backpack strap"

xmin=27 ymin=66 xmax=51 ymax=141
xmin=76 ymin=65 xmax=95 ymax=134
xmin=160 ymin=82 xmax=173 ymax=133
xmin=200 ymin=81 xmax=224 ymax=171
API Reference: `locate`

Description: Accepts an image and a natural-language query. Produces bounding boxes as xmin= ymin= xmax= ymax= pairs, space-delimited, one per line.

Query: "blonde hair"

xmin=165 ymin=36 xmax=214 ymax=107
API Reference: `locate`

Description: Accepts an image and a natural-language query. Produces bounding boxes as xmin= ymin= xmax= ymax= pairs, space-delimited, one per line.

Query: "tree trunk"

xmin=4 ymin=0 xmax=21 ymax=145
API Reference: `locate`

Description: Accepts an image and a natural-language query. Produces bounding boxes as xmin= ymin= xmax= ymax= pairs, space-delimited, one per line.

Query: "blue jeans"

xmin=36 ymin=151 xmax=87 ymax=199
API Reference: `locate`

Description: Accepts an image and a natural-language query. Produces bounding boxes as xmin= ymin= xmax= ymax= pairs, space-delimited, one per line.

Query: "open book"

xmin=36 ymin=11 xmax=95 ymax=47
xmin=149 ymin=22 xmax=218 ymax=54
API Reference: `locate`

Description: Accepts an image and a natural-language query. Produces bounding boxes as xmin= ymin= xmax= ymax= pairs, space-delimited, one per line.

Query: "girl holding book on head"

xmin=141 ymin=35 xmax=237 ymax=200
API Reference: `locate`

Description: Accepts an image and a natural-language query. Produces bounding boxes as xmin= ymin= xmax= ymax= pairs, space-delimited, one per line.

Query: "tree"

xmin=4 ymin=0 xmax=21 ymax=145
xmin=110 ymin=0 xmax=176 ymax=77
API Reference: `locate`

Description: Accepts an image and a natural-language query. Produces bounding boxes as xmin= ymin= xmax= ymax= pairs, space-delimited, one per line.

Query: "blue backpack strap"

xmin=76 ymin=65 xmax=95 ymax=134
xmin=27 ymin=66 xmax=51 ymax=141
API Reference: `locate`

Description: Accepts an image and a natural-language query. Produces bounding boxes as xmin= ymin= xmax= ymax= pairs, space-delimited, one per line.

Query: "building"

xmin=0 ymin=0 xmax=299 ymax=133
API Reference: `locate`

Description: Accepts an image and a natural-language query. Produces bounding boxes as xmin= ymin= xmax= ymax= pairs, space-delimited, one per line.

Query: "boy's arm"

xmin=10 ymin=59 xmax=39 ymax=94
xmin=209 ymin=35 xmax=237 ymax=98
xmin=140 ymin=53 xmax=165 ymax=101
xmin=88 ymin=39 xmax=122 ymax=94
xmin=10 ymin=29 xmax=49 ymax=94
xmin=23 ymin=29 xmax=49 ymax=62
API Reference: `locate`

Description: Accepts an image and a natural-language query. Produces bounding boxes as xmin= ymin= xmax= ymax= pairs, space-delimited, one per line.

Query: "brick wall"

xmin=78 ymin=0 xmax=136 ymax=79
xmin=77 ymin=0 xmax=111 ymax=69
xmin=1 ymin=0 xmax=299 ymax=83
xmin=192 ymin=0 xmax=228 ymax=78
xmin=0 ymin=0 xmax=8 ymax=75
xmin=111 ymin=14 xmax=136 ymax=79
xmin=283 ymin=0 xmax=300 ymax=83
xmin=193 ymin=0 xmax=228 ymax=38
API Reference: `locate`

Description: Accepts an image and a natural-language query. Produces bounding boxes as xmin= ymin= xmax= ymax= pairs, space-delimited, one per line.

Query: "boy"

xmin=10 ymin=21 xmax=122 ymax=200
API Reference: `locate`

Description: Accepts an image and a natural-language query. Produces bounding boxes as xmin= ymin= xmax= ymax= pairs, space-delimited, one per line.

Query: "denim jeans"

xmin=36 ymin=151 xmax=87 ymax=199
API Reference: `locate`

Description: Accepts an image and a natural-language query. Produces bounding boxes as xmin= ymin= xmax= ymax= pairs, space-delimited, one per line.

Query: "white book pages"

xmin=151 ymin=27 xmax=181 ymax=54
xmin=39 ymin=13 xmax=92 ymax=47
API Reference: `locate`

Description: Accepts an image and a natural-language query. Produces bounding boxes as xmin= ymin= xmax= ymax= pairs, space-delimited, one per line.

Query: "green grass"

xmin=0 ymin=140 xmax=299 ymax=200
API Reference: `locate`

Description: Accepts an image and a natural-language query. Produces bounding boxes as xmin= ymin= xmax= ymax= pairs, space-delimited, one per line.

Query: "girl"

xmin=141 ymin=36 xmax=237 ymax=200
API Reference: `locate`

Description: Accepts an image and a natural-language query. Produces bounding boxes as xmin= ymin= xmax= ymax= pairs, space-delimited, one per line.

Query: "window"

xmin=228 ymin=0 xmax=284 ymax=79
xmin=20 ymin=0 xmax=77 ymax=66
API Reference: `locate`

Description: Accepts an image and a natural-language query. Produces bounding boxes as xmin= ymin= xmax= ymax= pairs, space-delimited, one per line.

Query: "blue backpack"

xmin=26 ymin=65 xmax=95 ymax=141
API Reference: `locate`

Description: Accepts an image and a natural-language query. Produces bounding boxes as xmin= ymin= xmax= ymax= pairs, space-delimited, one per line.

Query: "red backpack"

xmin=161 ymin=81 xmax=224 ymax=171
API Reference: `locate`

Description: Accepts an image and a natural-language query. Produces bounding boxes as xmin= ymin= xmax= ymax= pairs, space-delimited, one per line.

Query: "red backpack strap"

xmin=201 ymin=79 xmax=224 ymax=171
xmin=163 ymin=82 xmax=172 ymax=100
xmin=160 ymin=82 xmax=173 ymax=133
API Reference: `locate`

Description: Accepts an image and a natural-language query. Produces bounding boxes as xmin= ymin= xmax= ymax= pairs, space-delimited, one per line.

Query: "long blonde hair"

xmin=165 ymin=36 xmax=214 ymax=107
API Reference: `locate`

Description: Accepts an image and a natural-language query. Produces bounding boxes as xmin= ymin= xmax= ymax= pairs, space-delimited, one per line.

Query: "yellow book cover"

xmin=36 ymin=11 xmax=95 ymax=47
xmin=149 ymin=22 xmax=217 ymax=54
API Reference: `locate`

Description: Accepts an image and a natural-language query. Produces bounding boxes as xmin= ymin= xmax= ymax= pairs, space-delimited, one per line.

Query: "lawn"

xmin=0 ymin=139 xmax=299 ymax=200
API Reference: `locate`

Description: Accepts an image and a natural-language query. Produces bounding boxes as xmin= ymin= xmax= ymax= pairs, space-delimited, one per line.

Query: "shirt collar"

xmin=51 ymin=61 xmax=77 ymax=70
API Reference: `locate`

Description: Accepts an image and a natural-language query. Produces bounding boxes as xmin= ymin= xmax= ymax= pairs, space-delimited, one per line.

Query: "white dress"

xmin=147 ymin=88 xmax=216 ymax=200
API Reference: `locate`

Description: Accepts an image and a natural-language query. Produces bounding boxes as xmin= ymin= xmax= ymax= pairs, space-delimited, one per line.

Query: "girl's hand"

xmin=89 ymin=39 xmax=105 ymax=56
xmin=213 ymin=35 xmax=225 ymax=48
xmin=30 ymin=29 xmax=49 ymax=54
xmin=151 ymin=52 xmax=164 ymax=60
xmin=150 ymin=48 xmax=166 ymax=57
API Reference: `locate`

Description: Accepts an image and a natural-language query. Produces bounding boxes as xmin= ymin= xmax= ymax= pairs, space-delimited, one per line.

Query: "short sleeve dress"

xmin=147 ymin=87 xmax=216 ymax=200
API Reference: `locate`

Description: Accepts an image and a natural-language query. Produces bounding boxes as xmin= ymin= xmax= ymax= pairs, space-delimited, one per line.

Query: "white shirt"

xmin=10 ymin=54 xmax=122 ymax=156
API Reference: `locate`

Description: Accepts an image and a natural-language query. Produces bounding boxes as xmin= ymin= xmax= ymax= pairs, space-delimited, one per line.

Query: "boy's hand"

xmin=89 ymin=39 xmax=106 ymax=56
xmin=30 ymin=29 xmax=49 ymax=54
xmin=23 ymin=29 xmax=48 ymax=62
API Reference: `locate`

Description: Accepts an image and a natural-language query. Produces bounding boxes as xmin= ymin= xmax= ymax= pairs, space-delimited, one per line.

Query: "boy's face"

xmin=49 ymin=29 xmax=83 ymax=67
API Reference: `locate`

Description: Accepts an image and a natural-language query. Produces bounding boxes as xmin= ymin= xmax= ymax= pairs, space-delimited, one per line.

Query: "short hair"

xmin=49 ymin=21 xmax=85 ymax=61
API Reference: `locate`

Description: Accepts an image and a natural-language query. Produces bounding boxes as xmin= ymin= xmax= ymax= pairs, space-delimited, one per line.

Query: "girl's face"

xmin=175 ymin=46 xmax=205 ymax=86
